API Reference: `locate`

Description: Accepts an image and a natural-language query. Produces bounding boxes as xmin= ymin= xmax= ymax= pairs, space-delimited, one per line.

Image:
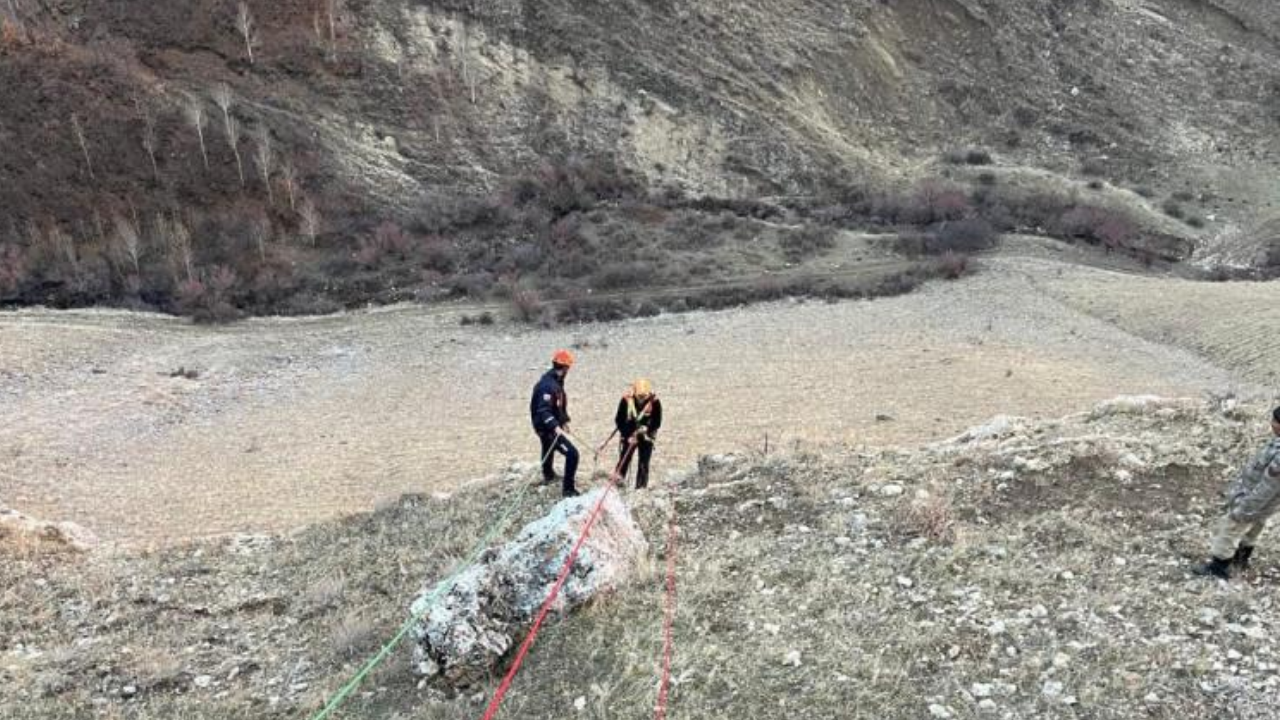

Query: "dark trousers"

xmin=619 ymin=440 xmax=655 ymax=489
xmin=539 ymin=432 xmax=579 ymax=493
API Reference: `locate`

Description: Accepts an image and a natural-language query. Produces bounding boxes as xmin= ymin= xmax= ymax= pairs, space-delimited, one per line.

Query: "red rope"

xmin=479 ymin=442 xmax=639 ymax=720
xmin=654 ymin=481 xmax=680 ymax=720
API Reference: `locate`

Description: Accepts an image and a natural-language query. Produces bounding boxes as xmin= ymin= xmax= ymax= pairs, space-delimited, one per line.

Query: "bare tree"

xmin=226 ymin=115 xmax=245 ymax=186
xmin=459 ymin=17 xmax=476 ymax=105
xmin=4 ymin=0 xmax=27 ymax=43
xmin=160 ymin=213 xmax=194 ymax=283
xmin=211 ymin=84 xmax=244 ymax=184
xmin=237 ymin=1 xmax=257 ymax=65
xmin=251 ymin=213 xmax=272 ymax=262
xmin=212 ymin=83 xmax=233 ymax=131
xmin=298 ymin=197 xmax=320 ymax=247
xmin=254 ymin=124 xmax=274 ymax=203
xmin=70 ymin=114 xmax=94 ymax=180
xmin=280 ymin=158 xmax=298 ymax=210
xmin=183 ymin=93 xmax=209 ymax=170
xmin=138 ymin=100 xmax=160 ymax=183
xmin=112 ymin=215 xmax=142 ymax=276
xmin=44 ymin=223 xmax=78 ymax=281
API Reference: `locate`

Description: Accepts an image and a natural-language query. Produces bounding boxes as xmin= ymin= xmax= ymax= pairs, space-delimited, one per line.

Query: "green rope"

xmin=307 ymin=481 xmax=532 ymax=720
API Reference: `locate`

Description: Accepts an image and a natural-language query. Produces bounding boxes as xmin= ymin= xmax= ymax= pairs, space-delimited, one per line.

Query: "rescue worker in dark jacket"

xmin=615 ymin=378 xmax=663 ymax=490
xmin=1195 ymin=406 xmax=1280 ymax=579
xmin=530 ymin=349 xmax=580 ymax=497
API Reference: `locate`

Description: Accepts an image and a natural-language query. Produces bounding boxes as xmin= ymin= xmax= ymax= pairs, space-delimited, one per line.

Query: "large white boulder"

xmin=409 ymin=489 xmax=647 ymax=685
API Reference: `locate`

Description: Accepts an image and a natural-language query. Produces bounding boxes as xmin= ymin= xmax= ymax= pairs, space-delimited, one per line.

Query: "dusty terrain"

xmin=0 ymin=249 xmax=1262 ymax=545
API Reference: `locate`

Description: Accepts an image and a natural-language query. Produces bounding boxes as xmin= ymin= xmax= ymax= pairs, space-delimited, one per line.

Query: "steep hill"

xmin=2 ymin=0 xmax=1279 ymax=316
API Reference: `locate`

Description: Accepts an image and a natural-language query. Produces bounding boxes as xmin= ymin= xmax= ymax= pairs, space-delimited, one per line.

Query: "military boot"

xmin=1232 ymin=545 xmax=1255 ymax=572
xmin=1193 ymin=556 xmax=1232 ymax=580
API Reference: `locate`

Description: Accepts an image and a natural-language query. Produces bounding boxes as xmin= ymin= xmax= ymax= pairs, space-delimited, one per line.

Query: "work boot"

xmin=1232 ymin=545 xmax=1255 ymax=572
xmin=562 ymin=488 xmax=580 ymax=499
xmin=1193 ymin=556 xmax=1232 ymax=580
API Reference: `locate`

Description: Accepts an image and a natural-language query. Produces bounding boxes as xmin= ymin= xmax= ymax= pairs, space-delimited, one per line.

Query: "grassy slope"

xmin=5 ymin=397 xmax=1280 ymax=719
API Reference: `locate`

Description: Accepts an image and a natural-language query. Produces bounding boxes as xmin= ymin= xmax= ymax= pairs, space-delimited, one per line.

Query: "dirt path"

xmin=0 ymin=256 xmax=1252 ymax=545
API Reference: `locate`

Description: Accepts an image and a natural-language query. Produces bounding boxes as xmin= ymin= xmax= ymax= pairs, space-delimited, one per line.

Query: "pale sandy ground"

xmin=0 ymin=254 xmax=1265 ymax=545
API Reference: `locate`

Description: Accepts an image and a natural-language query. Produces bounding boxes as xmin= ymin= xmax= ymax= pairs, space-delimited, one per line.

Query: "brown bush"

xmin=934 ymin=252 xmax=970 ymax=280
xmin=779 ymin=226 xmax=837 ymax=262
xmin=512 ymin=289 xmax=544 ymax=322
xmin=894 ymin=490 xmax=956 ymax=543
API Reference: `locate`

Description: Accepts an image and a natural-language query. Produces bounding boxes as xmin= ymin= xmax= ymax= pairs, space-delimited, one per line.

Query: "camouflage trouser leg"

xmin=1209 ymin=513 xmax=1268 ymax=560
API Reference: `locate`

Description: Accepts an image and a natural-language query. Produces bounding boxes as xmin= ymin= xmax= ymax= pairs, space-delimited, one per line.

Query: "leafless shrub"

xmin=254 ymin=124 xmax=274 ymax=203
xmin=236 ymin=1 xmax=256 ymax=65
xmin=182 ymin=93 xmax=209 ymax=170
xmin=161 ymin=214 xmax=195 ymax=284
xmin=70 ymin=114 xmax=94 ymax=180
xmin=330 ymin=611 xmax=377 ymax=658
xmin=303 ymin=573 xmax=347 ymax=613
xmin=895 ymin=489 xmax=956 ymax=543
xmin=512 ymin=288 xmax=544 ymax=323
xmin=934 ymin=251 xmax=970 ymax=280
xmin=111 ymin=215 xmax=141 ymax=276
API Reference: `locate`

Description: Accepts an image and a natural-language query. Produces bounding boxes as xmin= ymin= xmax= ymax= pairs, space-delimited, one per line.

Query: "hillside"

xmin=2 ymin=0 xmax=1279 ymax=317
xmin=5 ymin=396 xmax=1280 ymax=719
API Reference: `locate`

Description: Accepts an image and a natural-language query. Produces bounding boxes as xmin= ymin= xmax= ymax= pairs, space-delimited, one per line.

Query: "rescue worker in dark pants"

xmin=530 ymin=349 xmax=580 ymax=497
xmin=615 ymin=379 xmax=663 ymax=490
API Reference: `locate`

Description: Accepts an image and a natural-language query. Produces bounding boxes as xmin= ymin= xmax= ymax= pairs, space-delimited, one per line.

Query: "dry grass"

xmin=3 ymin=400 xmax=1277 ymax=718
xmin=331 ymin=611 xmax=378 ymax=658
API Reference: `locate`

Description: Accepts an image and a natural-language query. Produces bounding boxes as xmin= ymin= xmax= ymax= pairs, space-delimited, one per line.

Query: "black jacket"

xmin=615 ymin=394 xmax=662 ymax=441
xmin=530 ymin=369 xmax=570 ymax=434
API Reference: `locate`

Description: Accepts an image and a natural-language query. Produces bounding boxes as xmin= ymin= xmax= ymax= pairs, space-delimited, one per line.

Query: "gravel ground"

xmin=0 ymin=255 xmax=1255 ymax=545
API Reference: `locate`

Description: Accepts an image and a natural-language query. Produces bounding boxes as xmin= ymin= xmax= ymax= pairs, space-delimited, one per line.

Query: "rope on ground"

xmin=306 ymin=471 xmax=540 ymax=720
xmin=478 ymin=442 xmax=639 ymax=720
xmin=654 ymin=477 xmax=680 ymax=720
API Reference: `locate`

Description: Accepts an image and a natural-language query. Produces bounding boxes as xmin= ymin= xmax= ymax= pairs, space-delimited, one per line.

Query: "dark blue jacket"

xmin=530 ymin=369 xmax=570 ymax=434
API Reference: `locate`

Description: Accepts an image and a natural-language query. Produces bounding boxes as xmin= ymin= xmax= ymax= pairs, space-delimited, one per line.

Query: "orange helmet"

xmin=552 ymin=349 xmax=576 ymax=368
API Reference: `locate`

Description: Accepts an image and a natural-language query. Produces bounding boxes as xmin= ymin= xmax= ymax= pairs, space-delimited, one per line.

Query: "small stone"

xmin=1060 ymin=571 xmax=1075 ymax=581
xmin=1029 ymin=604 xmax=1048 ymax=619
xmin=763 ymin=623 xmax=781 ymax=635
xmin=784 ymin=650 xmax=802 ymax=667
xmin=574 ymin=696 xmax=586 ymax=711
xmin=1114 ymin=557 xmax=1127 ymax=567
xmin=896 ymin=576 xmax=914 ymax=588
xmin=928 ymin=704 xmax=953 ymax=718
xmin=1144 ymin=692 xmax=1159 ymax=703
xmin=121 ymin=685 xmax=137 ymax=698
xmin=1228 ymin=649 xmax=1244 ymax=661
xmin=971 ymin=683 xmax=994 ymax=698
xmin=193 ymin=675 xmax=214 ymax=689
xmin=1042 ymin=680 xmax=1064 ymax=698
xmin=977 ymin=699 xmax=998 ymax=713
xmin=988 ymin=620 xmax=1007 ymax=635
xmin=1053 ymin=652 xmax=1071 ymax=668
xmin=879 ymin=484 xmax=904 ymax=497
